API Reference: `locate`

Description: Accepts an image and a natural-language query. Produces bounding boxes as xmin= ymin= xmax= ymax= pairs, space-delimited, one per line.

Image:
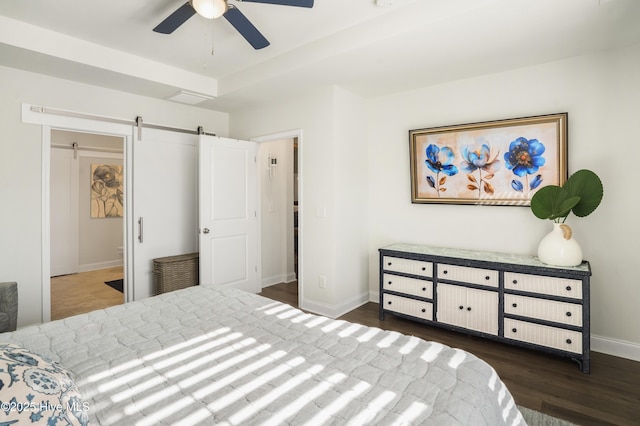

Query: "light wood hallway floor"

xmin=51 ymin=267 xmax=124 ymax=320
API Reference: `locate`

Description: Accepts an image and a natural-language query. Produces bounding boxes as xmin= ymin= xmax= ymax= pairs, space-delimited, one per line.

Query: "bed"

xmin=1 ymin=285 xmax=525 ymax=425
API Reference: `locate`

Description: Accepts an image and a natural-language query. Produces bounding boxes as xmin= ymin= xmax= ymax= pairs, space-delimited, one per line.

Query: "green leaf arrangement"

xmin=530 ymin=169 xmax=604 ymax=223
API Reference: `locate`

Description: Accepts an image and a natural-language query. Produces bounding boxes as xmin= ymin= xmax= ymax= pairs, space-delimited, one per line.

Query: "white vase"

xmin=537 ymin=223 xmax=583 ymax=267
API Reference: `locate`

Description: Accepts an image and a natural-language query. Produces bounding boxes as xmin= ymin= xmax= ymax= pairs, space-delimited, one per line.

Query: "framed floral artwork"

xmin=409 ymin=113 xmax=568 ymax=205
xmin=91 ymin=164 xmax=124 ymax=218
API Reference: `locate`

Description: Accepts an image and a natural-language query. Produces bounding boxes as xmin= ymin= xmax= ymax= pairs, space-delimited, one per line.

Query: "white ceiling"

xmin=1 ymin=0 xmax=639 ymax=112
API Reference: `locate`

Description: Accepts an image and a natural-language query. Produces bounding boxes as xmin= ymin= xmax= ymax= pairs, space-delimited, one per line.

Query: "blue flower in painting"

xmin=460 ymin=144 xmax=499 ymax=173
xmin=424 ymin=144 xmax=458 ymax=196
xmin=425 ymin=145 xmax=458 ymax=176
xmin=505 ymin=137 xmax=546 ymax=194
xmin=459 ymin=142 xmax=500 ymax=197
xmin=504 ymin=137 xmax=546 ymax=177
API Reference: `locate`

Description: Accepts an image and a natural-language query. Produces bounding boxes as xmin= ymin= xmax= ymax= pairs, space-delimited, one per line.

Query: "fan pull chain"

xmin=211 ymin=23 xmax=216 ymax=56
xmin=201 ymin=25 xmax=215 ymax=70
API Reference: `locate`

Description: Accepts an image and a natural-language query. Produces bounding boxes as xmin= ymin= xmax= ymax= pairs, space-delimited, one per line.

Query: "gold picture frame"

xmin=409 ymin=113 xmax=568 ymax=205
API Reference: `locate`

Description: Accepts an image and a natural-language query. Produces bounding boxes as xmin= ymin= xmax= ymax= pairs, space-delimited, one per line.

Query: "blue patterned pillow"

xmin=0 ymin=343 xmax=89 ymax=425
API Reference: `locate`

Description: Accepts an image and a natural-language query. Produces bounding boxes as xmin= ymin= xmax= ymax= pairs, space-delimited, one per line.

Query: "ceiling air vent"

xmin=166 ymin=90 xmax=214 ymax=105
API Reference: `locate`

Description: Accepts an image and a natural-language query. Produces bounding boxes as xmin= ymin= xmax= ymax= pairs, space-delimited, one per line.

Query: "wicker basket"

xmin=153 ymin=253 xmax=199 ymax=295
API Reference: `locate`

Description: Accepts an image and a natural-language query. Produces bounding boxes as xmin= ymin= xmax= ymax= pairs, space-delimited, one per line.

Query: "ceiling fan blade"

xmin=153 ymin=2 xmax=197 ymax=34
xmin=238 ymin=0 xmax=314 ymax=7
xmin=224 ymin=6 xmax=270 ymax=50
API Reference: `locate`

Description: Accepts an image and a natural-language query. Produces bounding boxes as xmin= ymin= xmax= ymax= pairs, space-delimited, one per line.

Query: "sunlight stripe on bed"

xmin=260 ymin=372 xmax=348 ymax=426
xmin=221 ymin=364 xmax=326 ymax=426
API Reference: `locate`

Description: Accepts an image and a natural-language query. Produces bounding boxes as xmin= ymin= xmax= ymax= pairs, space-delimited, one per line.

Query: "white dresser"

xmin=379 ymin=243 xmax=591 ymax=373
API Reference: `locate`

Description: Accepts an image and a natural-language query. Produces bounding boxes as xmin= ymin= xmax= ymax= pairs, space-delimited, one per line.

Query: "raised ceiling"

xmin=1 ymin=0 xmax=639 ymax=112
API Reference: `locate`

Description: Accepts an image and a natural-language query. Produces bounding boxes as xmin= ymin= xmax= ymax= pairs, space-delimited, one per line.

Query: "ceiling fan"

xmin=153 ymin=0 xmax=314 ymax=50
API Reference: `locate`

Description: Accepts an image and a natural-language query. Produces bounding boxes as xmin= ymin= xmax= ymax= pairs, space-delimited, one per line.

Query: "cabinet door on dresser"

xmin=437 ymin=284 xmax=498 ymax=335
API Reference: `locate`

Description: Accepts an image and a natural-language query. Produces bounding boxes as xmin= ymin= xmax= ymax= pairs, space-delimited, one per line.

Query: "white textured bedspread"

xmin=4 ymin=286 xmax=524 ymax=425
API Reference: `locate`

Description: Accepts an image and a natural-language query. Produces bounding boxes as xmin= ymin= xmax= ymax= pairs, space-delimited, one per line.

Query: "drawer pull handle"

xmin=388 ymin=262 xmax=392 ymax=266
xmin=422 ymin=287 xmax=427 ymax=291
xmin=443 ymin=270 xmax=448 ymax=275
xmin=459 ymin=305 xmax=464 ymax=310
xmin=388 ymin=281 xmax=392 ymax=285
xmin=422 ymin=267 xmax=426 ymax=271
xmin=512 ymin=303 xmax=517 ymax=308
xmin=421 ymin=308 xmax=426 ymax=313
xmin=566 ymin=339 xmax=572 ymax=344
xmin=566 ymin=312 xmax=572 ymax=317
xmin=388 ymin=301 xmax=392 ymax=305
xmin=485 ymin=276 xmax=490 ymax=280
xmin=512 ymin=328 xmax=517 ymax=333
xmin=512 ymin=280 xmax=518 ymax=285
xmin=566 ymin=286 xmax=572 ymax=291
xmin=467 ymin=307 xmax=472 ymax=311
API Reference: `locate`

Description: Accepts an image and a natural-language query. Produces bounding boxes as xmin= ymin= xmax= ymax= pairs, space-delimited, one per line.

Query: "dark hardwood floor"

xmin=260 ymin=282 xmax=640 ymax=426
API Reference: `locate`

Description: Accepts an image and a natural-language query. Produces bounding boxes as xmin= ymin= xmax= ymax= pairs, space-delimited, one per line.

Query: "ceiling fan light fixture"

xmin=190 ymin=0 xmax=228 ymax=19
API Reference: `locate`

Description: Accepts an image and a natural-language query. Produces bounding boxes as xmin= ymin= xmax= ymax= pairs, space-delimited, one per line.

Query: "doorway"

xmin=253 ymin=130 xmax=303 ymax=307
xmin=50 ymin=130 xmax=125 ymax=319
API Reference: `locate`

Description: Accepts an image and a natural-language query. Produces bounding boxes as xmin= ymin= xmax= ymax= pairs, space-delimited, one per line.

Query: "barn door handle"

xmin=138 ymin=217 xmax=143 ymax=243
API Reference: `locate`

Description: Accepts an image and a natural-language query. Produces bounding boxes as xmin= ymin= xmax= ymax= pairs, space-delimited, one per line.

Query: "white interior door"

xmin=132 ymin=128 xmax=199 ymax=300
xmin=199 ymin=135 xmax=258 ymax=293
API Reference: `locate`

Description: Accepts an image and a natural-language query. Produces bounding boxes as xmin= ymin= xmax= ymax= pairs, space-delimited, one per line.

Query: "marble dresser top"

xmin=381 ymin=243 xmax=591 ymax=273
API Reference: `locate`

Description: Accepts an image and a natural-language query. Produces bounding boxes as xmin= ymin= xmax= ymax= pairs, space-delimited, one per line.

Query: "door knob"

xmin=202 ymin=228 xmax=210 ymax=234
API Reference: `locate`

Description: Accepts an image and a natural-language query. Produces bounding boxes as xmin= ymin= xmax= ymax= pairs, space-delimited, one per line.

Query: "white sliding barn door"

xmin=132 ymin=128 xmax=199 ymax=300
xmin=199 ymin=135 xmax=258 ymax=293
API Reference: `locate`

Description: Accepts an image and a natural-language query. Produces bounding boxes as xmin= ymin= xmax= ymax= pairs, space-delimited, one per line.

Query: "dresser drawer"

xmin=382 ymin=256 xmax=432 ymax=277
xmin=504 ymin=272 xmax=582 ymax=299
xmin=383 ymin=294 xmax=433 ymax=321
xmin=437 ymin=264 xmax=498 ymax=288
xmin=382 ymin=274 xmax=433 ymax=298
xmin=505 ymin=294 xmax=582 ymax=327
xmin=504 ymin=319 xmax=582 ymax=354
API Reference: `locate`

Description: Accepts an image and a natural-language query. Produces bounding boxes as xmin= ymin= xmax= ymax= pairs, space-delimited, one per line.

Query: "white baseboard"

xmin=261 ymin=272 xmax=297 ymax=289
xmin=592 ymin=334 xmax=640 ymax=362
xmin=368 ymin=291 xmax=640 ymax=363
xmin=77 ymin=260 xmax=123 ymax=273
xmin=301 ymin=291 xmax=370 ymax=319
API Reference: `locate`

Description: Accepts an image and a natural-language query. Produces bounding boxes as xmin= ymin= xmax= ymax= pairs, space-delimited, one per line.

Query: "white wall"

xmin=367 ymin=42 xmax=640 ymax=357
xmin=334 ymin=89 xmax=369 ymax=308
xmin=232 ymin=86 xmax=370 ymax=317
xmin=0 ymin=65 xmax=229 ymax=327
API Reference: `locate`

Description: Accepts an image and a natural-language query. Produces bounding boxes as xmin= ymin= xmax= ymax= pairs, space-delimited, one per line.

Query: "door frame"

xmin=251 ymin=130 xmax=303 ymax=307
xmin=50 ymin=145 xmax=124 ymax=276
xmin=23 ymin=104 xmax=134 ymax=322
